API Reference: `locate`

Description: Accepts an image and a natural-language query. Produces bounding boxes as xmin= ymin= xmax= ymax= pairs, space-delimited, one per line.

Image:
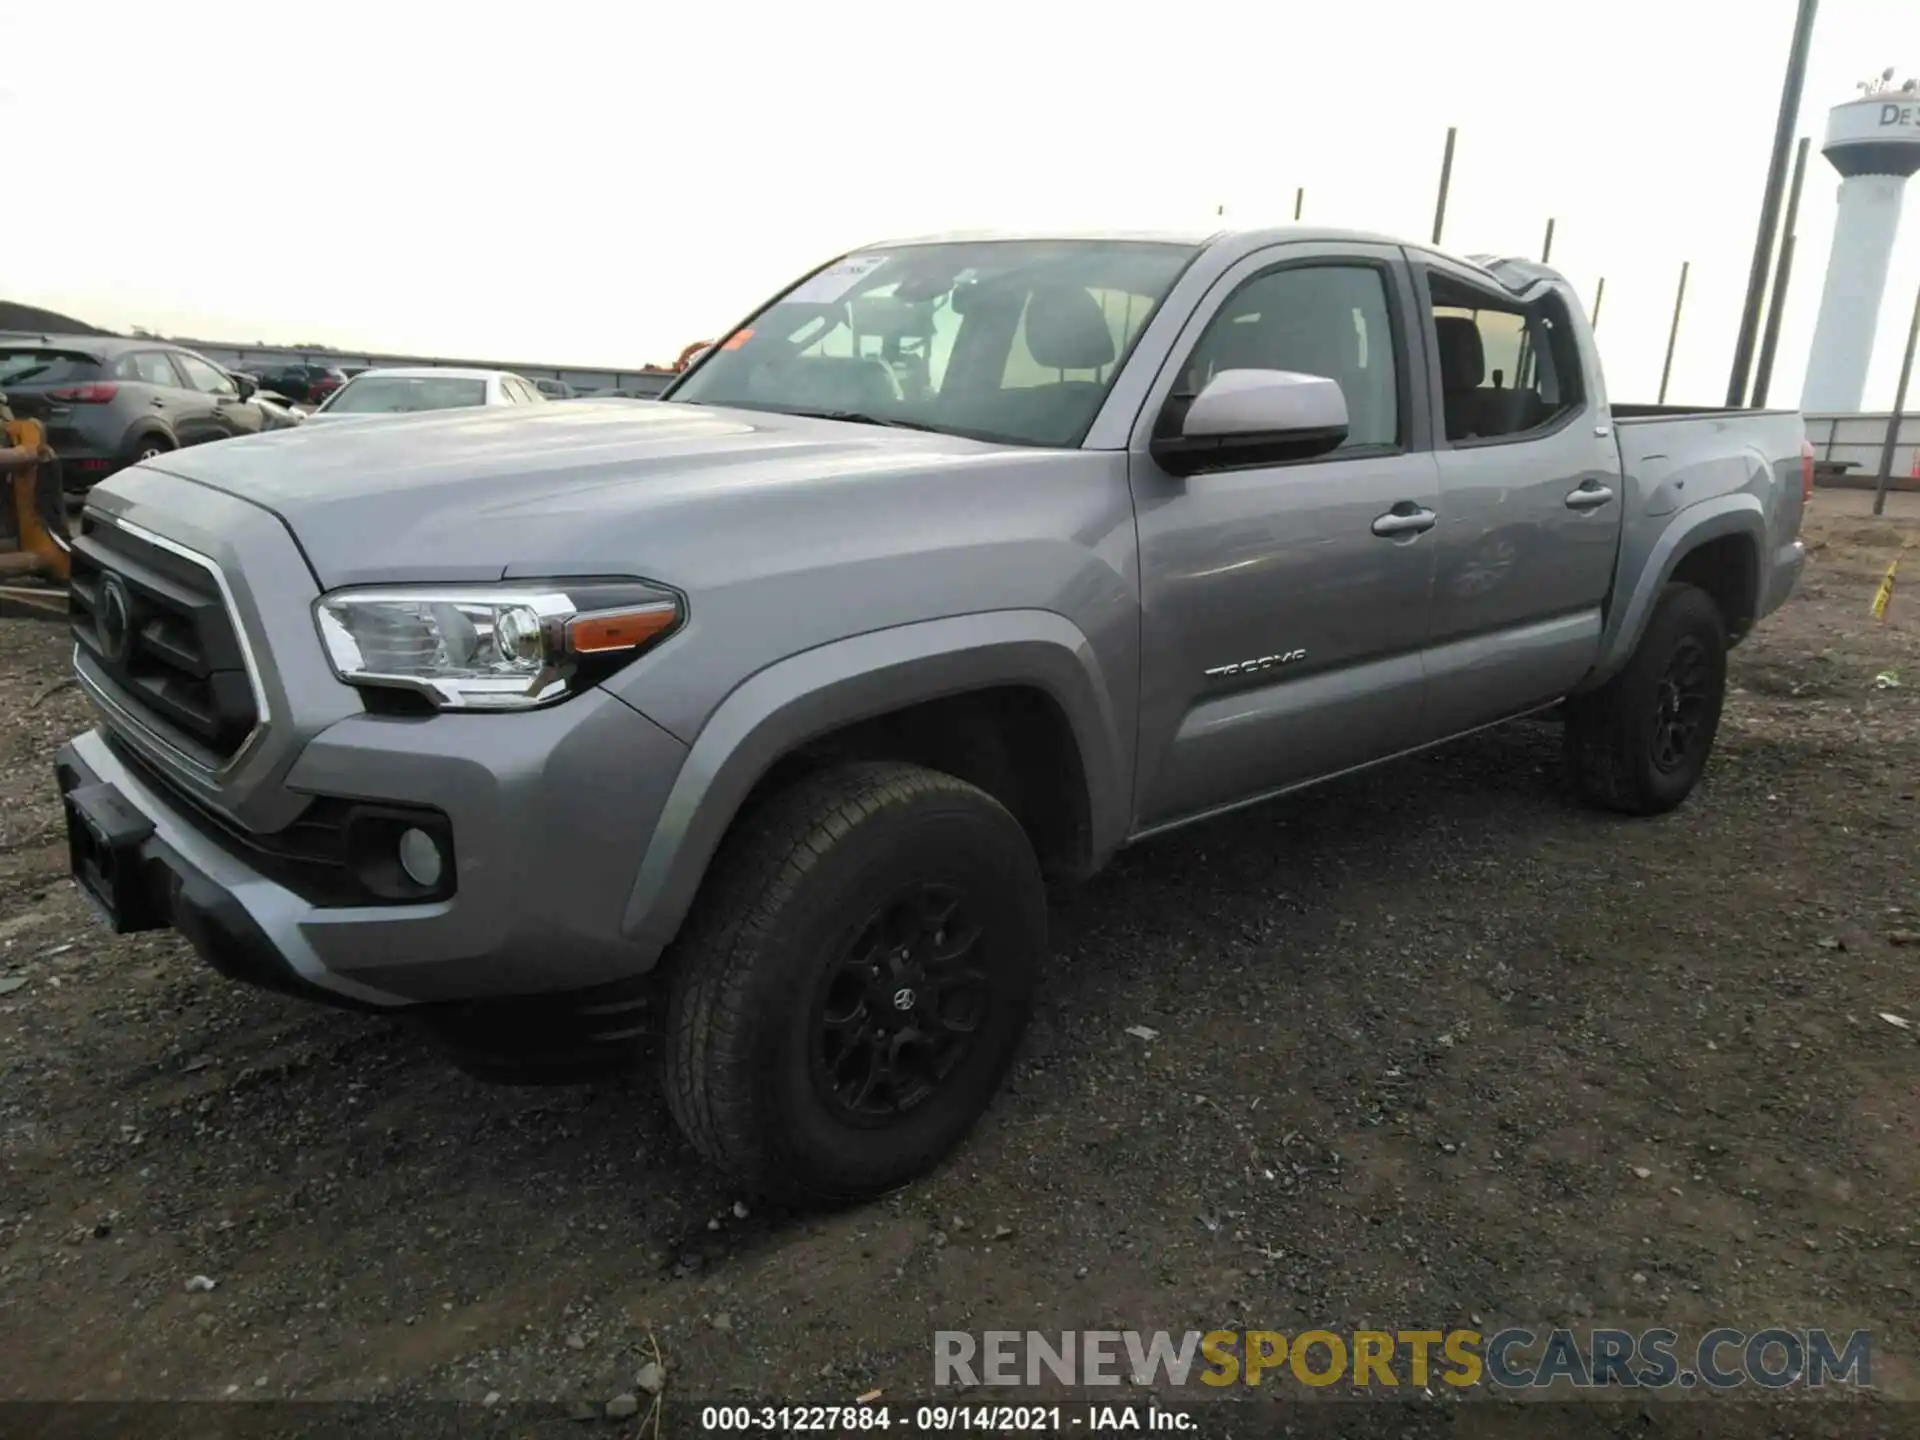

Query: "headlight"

xmin=314 ymin=580 xmax=682 ymax=711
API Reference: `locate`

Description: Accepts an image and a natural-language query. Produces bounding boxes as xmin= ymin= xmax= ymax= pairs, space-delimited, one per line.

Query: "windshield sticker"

xmin=720 ymin=328 xmax=754 ymax=351
xmin=784 ymin=255 xmax=888 ymax=304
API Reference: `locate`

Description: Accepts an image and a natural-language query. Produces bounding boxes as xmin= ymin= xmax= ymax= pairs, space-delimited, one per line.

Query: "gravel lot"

xmin=0 ymin=495 xmax=1915 ymax=1429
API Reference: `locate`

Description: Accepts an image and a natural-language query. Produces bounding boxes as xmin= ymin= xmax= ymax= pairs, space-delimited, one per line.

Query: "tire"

xmin=662 ymin=760 xmax=1045 ymax=1204
xmin=124 ymin=432 xmax=173 ymax=464
xmin=1565 ymin=582 xmax=1728 ymax=816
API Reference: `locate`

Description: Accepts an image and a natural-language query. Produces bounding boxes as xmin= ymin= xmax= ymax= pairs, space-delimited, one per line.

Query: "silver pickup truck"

xmin=54 ymin=227 xmax=1808 ymax=1202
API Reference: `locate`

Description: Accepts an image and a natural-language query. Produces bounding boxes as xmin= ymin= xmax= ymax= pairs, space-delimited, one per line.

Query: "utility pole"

xmin=1660 ymin=261 xmax=1691 ymax=405
xmin=1873 ymin=283 xmax=1920 ymax=517
xmin=1753 ymin=136 xmax=1813 ymax=408
xmin=1431 ymin=128 xmax=1457 ymax=246
xmin=1726 ymin=0 xmax=1820 ymax=406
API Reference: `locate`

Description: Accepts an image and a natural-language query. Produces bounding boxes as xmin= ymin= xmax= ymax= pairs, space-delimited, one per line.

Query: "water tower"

xmin=1800 ymin=72 xmax=1920 ymax=413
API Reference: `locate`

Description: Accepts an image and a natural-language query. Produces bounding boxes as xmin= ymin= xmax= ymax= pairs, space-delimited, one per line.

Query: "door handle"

xmin=150 ymin=398 xmax=167 ymax=408
xmin=1371 ymin=504 xmax=1437 ymax=538
xmin=1565 ymin=482 xmax=1615 ymax=510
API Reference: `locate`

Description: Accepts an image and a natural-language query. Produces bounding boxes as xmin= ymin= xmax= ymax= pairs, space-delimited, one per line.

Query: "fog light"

xmin=397 ymin=827 xmax=446 ymax=889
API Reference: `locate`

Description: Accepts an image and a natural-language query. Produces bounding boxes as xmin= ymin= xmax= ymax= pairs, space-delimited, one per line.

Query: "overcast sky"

xmin=2 ymin=0 xmax=1912 ymax=408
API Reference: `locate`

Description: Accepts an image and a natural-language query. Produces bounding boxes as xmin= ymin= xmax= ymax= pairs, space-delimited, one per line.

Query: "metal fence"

xmin=158 ymin=339 xmax=676 ymax=397
xmin=1804 ymin=411 xmax=1920 ymax=482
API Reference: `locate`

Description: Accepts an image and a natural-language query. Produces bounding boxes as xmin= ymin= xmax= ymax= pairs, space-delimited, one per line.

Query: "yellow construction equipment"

xmin=1 ymin=417 xmax=70 ymax=615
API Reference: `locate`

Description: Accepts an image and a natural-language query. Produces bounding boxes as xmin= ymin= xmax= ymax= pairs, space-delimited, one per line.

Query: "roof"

xmin=343 ymin=366 xmax=511 ymax=381
xmin=859 ymin=224 xmax=1422 ymax=252
xmin=0 ymin=332 xmax=161 ymax=355
xmin=847 ymin=226 xmax=1556 ymax=294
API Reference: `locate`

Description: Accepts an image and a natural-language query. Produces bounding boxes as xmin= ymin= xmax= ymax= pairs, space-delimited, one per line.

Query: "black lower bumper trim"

xmin=54 ymin=742 xmax=382 ymax=1014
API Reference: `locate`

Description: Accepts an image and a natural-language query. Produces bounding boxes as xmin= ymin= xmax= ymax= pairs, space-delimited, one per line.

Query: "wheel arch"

xmin=121 ymin=421 xmax=178 ymax=456
xmin=1581 ymin=496 xmax=1764 ymax=692
xmin=621 ymin=610 xmax=1130 ymax=958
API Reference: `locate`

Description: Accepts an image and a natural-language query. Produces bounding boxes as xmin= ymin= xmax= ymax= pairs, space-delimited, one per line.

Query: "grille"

xmin=103 ymin=733 xmax=363 ymax=905
xmin=69 ymin=518 xmax=260 ymax=769
xmin=103 ymin=733 xmax=452 ymax=909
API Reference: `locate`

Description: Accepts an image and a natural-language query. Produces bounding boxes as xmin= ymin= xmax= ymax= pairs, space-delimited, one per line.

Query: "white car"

xmin=301 ymin=367 xmax=548 ymax=424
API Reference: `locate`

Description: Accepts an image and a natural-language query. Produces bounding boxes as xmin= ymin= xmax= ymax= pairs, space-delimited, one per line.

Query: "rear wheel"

xmin=1566 ymin=582 xmax=1728 ymax=815
xmin=124 ymin=432 xmax=173 ymax=465
xmin=662 ymin=760 xmax=1045 ymax=1204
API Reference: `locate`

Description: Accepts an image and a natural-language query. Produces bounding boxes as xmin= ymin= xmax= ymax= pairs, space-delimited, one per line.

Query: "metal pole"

xmin=1591 ymin=277 xmax=1606 ymax=332
xmin=1752 ymin=237 xmax=1796 ymax=406
xmin=1752 ymin=135 xmax=1812 ymax=408
xmin=1751 ymin=136 xmax=1804 ymax=408
xmin=1541 ymin=218 xmax=1556 ymax=264
xmin=1294 ymin=187 xmax=1304 ymax=222
xmin=1725 ymin=0 xmax=1819 ymax=406
xmin=1872 ymin=283 xmax=1920 ymax=517
xmin=1431 ymin=127 xmax=1456 ymax=246
xmin=1659 ymin=261 xmax=1691 ymax=406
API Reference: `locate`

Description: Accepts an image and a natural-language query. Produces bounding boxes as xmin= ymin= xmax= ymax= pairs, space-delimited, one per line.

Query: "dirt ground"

xmin=0 ymin=496 xmax=1915 ymax=1429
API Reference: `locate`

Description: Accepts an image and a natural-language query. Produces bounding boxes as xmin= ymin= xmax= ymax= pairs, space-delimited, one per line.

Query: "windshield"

xmin=667 ymin=239 xmax=1196 ymax=447
xmin=0 ymin=349 xmax=101 ymax=387
xmin=323 ymin=375 xmax=489 ymax=414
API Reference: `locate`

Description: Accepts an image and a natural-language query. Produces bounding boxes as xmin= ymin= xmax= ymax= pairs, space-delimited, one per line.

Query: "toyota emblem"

xmin=96 ymin=575 xmax=133 ymax=665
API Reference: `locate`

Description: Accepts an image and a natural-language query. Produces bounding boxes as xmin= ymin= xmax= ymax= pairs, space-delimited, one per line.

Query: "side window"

xmin=1428 ymin=278 xmax=1583 ymax=443
xmin=175 ymin=353 xmax=237 ymax=396
xmin=116 ymin=352 xmax=184 ymax=387
xmin=1179 ymin=265 xmax=1401 ymax=449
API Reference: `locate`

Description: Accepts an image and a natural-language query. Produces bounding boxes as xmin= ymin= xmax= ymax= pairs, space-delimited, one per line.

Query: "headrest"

xmin=1434 ymin=316 xmax=1485 ymax=390
xmin=1023 ymin=285 xmax=1116 ymax=371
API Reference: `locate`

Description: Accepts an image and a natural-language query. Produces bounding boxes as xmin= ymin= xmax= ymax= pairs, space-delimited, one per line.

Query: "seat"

xmin=1435 ymin=315 xmax=1494 ymax=441
xmin=1000 ymin=284 xmax=1117 ymax=443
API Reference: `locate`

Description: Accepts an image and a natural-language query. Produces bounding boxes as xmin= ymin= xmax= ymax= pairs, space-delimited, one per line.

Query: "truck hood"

xmin=137 ymin=400 xmax=1015 ymax=587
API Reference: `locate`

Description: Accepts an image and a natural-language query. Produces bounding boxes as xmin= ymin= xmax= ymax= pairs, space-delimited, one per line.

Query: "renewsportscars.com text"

xmin=934 ymin=1327 xmax=1871 ymax=1392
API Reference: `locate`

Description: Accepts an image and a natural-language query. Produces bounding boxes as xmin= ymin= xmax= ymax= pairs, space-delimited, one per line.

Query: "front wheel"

xmin=1566 ymin=582 xmax=1728 ymax=815
xmin=662 ymin=761 xmax=1045 ymax=1204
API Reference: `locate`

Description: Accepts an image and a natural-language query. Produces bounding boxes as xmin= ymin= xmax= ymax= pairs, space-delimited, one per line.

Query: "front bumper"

xmin=56 ymin=685 xmax=692 ymax=1010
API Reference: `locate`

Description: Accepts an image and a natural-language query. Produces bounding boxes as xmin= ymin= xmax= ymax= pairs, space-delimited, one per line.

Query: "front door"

xmin=172 ymin=352 xmax=256 ymax=442
xmin=1129 ymin=243 xmax=1442 ymax=831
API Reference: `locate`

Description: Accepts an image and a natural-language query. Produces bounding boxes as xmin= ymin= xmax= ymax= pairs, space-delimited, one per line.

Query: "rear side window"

xmin=0 ymin=349 xmax=101 ymax=387
xmin=1427 ymin=275 xmax=1584 ymax=443
xmin=115 ymin=352 xmax=183 ymax=386
xmin=328 ymin=375 xmax=489 ymax=413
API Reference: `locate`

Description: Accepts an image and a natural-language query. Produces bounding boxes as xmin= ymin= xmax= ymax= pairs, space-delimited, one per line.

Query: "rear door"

xmin=1410 ymin=257 xmax=1623 ymax=739
xmin=1128 ymin=241 xmax=1442 ymax=830
xmin=111 ymin=349 xmax=199 ymax=449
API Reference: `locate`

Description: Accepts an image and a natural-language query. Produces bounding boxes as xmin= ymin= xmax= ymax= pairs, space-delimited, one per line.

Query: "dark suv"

xmin=0 ymin=336 xmax=285 ymax=492
xmin=255 ymin=363 xmax=350 ymax=405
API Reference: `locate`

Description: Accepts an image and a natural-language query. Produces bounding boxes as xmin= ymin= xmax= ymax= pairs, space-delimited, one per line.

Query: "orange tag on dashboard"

xmin=721 ymin=329 xmax=753 ymax=351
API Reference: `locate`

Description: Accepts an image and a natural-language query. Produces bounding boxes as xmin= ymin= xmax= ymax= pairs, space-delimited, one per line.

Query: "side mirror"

xmin=231 ymin=373 xmax=257 ymax=399
xmin=1151 ymin=369 xmax=1349 ymax=476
